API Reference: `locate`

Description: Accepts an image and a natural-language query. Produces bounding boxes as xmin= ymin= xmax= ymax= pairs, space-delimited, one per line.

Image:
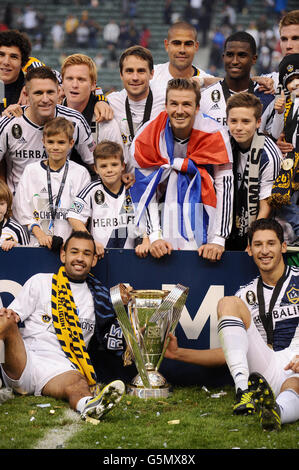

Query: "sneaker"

xmin=81 ymin=379 xmax=125 ymax=420
xmin=233 ymin=388 xmax=255 ymax=415
xmin=248 ymin=372 xmax=281 ymax=431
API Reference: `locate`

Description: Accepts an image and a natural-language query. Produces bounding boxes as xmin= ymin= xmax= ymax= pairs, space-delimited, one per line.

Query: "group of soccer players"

xmin=0 ymin=9 xmax=298 ymax=432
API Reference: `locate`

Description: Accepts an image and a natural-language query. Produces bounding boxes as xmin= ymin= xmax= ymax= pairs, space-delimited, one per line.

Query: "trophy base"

xmin=127 ymin=370 xmax=171 ymax=399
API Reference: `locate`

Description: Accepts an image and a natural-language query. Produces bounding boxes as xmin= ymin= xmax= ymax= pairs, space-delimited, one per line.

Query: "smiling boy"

xmin=225 ymin=92 xmax=282 ymax=251
xmin=13 ymin=117 xmax=90 ymax=249
xmin=67 ymin=140 xmax=153 ymax=258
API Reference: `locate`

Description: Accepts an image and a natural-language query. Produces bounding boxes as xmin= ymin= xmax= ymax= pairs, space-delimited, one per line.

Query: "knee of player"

xmin=280 ymin=377 xmax=299 ymax=395
xmin=63 ymin=371 xmax=89 ymax=397
xmin=217 ymin=296 xmax=243 ymax=319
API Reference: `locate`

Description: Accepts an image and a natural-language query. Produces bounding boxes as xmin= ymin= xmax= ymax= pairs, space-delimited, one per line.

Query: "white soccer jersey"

xmin=8 ymin=272 xmax=95 ymax=355
xmin=236 ymin=265 xmax=299 ymax=352
xmin=235 ymin=135 xmax=282 ymax=200
xmin=68 ymin=180 xmax=151 ymax=248
xmin=150 ymin=62 xmax=213 ymax=100
xmin=13 ymin=160 xmax=90 ymax=244
xmin=106 ymin=88 xmax=165 ymax=171
xmin=0 ymin=217 xmax=29 ymax=247
xmin=0 ymin=104 xmax=95 ymax=195
xmin=199 ymin=80 xmax=284 ymax=139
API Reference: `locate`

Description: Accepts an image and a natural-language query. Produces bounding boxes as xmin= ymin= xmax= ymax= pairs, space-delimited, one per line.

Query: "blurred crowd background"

xmin=0 ymin=0 xmax=296 ymax=93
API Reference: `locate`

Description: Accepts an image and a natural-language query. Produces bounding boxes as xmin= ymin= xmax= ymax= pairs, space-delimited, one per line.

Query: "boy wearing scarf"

xmin=225 ymin=92 xmax=282 ymax=251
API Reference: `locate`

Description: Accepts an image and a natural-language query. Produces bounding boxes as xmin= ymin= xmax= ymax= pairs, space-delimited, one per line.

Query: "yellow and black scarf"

xmin=51 ymin=266 xmax=96 ymax=386
xmin=269 ymin=97 xmax=299 ymax=208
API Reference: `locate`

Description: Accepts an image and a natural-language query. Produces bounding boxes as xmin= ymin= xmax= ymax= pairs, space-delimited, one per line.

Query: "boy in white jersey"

xmin=68 ymin=140 xmax=151 ymax=258
xmin=165 ymin=219 xmax=299 ymax=431
xmin=225 ymin=92 xmax=282 ymax=251
xmin=0 ymin=180 xmax=29 ymax=250
xmin=13 ymin=117 xmax=90 ymax=249
xmin=0 ymin=231 xmax=126 ymax=420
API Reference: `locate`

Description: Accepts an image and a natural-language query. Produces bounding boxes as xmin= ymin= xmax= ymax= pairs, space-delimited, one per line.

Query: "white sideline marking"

xmin=34 ymin=409 xmax=82 ymax=449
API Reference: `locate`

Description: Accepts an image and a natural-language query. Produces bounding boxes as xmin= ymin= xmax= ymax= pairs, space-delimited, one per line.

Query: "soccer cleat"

xmin=233 ymin=388 xmax=255 ymax=415
xmin=81 ymin=379 xmax=125 ymax=420
xmin=248 ymin=372 xmax=281 ymax=431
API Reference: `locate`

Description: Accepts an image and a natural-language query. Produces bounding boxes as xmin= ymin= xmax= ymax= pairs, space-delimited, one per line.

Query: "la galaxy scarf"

xmin=51 ymin=266 xmax=97 ymax=386
xmin=130 ymin=111 xmax=232 ymax=246
xmin=269 ymin=97 xmax=299 ymax=208
xmin=231 ymin=131 xmax=265 ymax=241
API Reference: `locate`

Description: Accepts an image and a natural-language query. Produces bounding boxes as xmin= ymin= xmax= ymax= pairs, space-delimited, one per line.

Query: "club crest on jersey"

xmin=71 ymin=201 xmax=84 ymax=214
xmin=211 ymin=90 xmax=220 ymax=103
xmin=42 ymin=314 xmax=51 ymax=323
xmin=94 ymin=189 xmax=105 ymax=205
xmin=246 ymin=290 xmax=256 ymax=305
xmin=287 ymin=64 xmax=294 ymax=73
xmin=286 ymin=286 xmax=299 ymax=304
xmin=33 ymin=210 xmax=40 ymax=221
xmin=121 ymin=193 xmax=134 ymax=213
xmin=122 ymin=132 xmax=128 ymax=145
xmin=12 ymin=124 xmax=22 ymax=139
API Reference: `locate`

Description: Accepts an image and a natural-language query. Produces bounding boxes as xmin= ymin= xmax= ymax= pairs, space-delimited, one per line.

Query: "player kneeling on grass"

xmin=68 ymin=140 xmax=153 ymax=258
xmin=0 ymin=231 xmax=127 ymax=420
xmin=0 ymin=180 xmax=29 ymax=250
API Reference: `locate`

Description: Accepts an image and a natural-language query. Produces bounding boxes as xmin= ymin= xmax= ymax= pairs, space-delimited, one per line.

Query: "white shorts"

xmin=247 ymin=320 xmax=299 ymax=396
xmin=1 ymin=344 xmax=78 ymax=396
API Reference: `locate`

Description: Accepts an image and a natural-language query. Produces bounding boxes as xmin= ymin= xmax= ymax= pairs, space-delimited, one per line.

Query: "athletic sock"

xmin=218 ymin=315 xmax=249 ymax=392
xmin=276 ymin=389 xmax=299 ymax=424
xmin=76 ymin=395 xmax=93 ymax=413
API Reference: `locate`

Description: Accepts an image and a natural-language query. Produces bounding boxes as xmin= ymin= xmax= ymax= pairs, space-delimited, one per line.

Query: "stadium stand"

xmin=1 ymin=0 xmax=297 ymax=93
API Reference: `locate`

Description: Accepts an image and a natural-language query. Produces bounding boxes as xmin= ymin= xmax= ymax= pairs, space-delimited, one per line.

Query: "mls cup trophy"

xmin=110 ymin=283 xmax=189 ymax=398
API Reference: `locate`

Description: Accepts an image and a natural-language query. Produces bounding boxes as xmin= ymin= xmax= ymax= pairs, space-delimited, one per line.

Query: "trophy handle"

xmin=152 ymin=284 xmax=189 ymax=371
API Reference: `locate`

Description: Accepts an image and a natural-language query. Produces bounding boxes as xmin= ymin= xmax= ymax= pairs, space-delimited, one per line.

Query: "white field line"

xmin=33 ymin=409 xmax=82 ymax=449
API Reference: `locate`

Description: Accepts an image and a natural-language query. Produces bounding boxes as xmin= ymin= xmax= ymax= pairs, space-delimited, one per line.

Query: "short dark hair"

xmin=248 ymin=218 xmax=284 ymax=245
xmin=119 ymin=45 xmax=153 ymax=74
xmin=25 ymin=66 xmax=58 ymax=86
xmin=166 ymin=78 xmax=201 ymax=107
xmin=94 ymin=140 xmax=124 ymax=164
xmin=167 ymin=21 xmax=198 ymax=41
xmin=63 ymin=231 xmax=96 ymax=254
xmin=43 ymin=117 xmax=74 ymax=141
xmin=0 ymin=29 xmax=31 ymax=67
xmin=226 ymin=92 xmax=263 ymax=120
xmin=224 ymin=31 xmax=257 ymax=55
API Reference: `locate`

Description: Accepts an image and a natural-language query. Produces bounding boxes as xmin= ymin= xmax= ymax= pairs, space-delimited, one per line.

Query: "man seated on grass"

xmin=0 ymin=231 xmax=127 ymax=421
xmin=165 ymin=219 xmax=299 ymax=431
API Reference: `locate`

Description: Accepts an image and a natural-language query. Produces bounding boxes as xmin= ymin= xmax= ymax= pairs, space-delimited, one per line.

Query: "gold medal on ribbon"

xmin=281 ymin=158 xmax=293 ymax=171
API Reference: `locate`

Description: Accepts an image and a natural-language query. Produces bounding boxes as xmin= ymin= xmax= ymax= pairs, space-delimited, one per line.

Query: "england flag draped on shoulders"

xmin=129 ymin=110 xmax=234 ymax=250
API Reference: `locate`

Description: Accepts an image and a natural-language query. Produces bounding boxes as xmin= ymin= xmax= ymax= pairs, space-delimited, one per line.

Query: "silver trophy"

xmin=110 ymin=283 xmax=189 ymax=398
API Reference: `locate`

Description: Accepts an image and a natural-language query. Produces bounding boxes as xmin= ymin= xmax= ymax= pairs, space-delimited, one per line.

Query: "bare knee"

xmin=42 ymin=370 xmax=90 ymax=403
xmin=280 ymin=377 xmax=299 ymax=395
xmin=217 ymin=296 xmax=251 ymax=328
